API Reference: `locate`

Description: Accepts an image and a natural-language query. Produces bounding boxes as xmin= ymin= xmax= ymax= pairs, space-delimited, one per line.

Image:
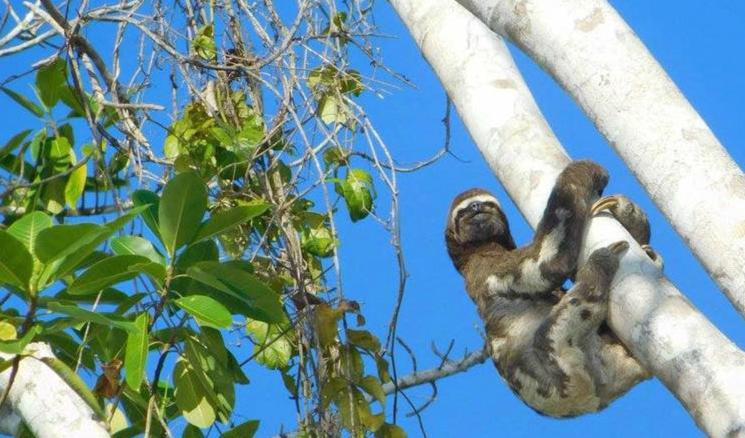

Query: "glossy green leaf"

xmin=359 ymin=376 xmax=386 ymax=406
xmin=133 ymin=261 xmax=166 ymax=287
xmin=301 ymin=225 xmax=336 ymax=257
xmin=175 ymin=240 xmax=219 ymax=269
xmin=50 ymin=205 xmax=148 ymax=280
xmin=183 ymin=424 xmax=205 ymax=438
xmin=34 ymin=224 xmax=104 ymax=264
xmin=58 ymin=86 xmax=85 ymax=116
xmin=7 ymin=212 xmax=53 ymax=255
xmin=54 ymin=287 xmax=129 ymax=304
xmin=36 ymin=58 xmax=67 ymax=107
xmin=246 ymin=320 xmax=293 ymax=369
xmin=0 ymin=230 xmax=33 ymax=290
xmin=124 ymin=313 xmax=149 ymax=390
xmin=335 ymin=169 xmax=374 ymax=221
xmin=221 ymin=420 xmax=259 ymax=438
xmin=1 ymin=87 xmax=44 ymax=117
xmin=192 ymin=203 xmax=270 ymax=244
xmin=159 ymin=172 xmax=207 ymax=256
xmin=0 ymin=129 xmax=32 ymax=160
xmin=111 ymin=236 xmax=165 ymax=265
xmin=132 ymin=190 xmax=161 ymax=240
xmin=184 ymin=334 xmax=233 ymax=422
xmin=318 ymin=94 xmax=348 ymax=125
xmin=64 ymin=161 xmax=88 ymax=208
xmin=375 ymin=423 xmax=407 ymax=438
xmin=0 ymin=326 xmax=41 ymax=354
xmin=187 ymin=262 xmax=284 ymax=323
xmin=68 ymin=255 xmax=150 ymax=295
xmin=192 ymin=25 xmax=216 ymax=61
xmin=346 ymin=329 xmax=381 ymax=353
xmin=42 ymin=177 xmax=66 ymax=214
xmin=175 ymin=295 xmax=232 ymax=329
xmin=46 ymin=301 xmax=135 ymax=332
xmin=174 ymin=360 xmax=216 ymax=428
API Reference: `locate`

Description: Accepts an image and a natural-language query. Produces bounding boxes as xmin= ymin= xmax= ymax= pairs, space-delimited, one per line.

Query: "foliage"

xmin=0 ymin=0 xmax=414 ymax=436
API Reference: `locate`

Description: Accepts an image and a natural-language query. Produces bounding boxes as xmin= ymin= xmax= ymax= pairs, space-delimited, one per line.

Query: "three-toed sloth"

xmin=445 ymin=160 xmax=654 ymax=418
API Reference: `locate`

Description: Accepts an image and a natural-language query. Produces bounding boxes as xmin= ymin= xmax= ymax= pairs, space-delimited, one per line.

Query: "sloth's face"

xmin=449 ymin=192 xmax=506 ymax=246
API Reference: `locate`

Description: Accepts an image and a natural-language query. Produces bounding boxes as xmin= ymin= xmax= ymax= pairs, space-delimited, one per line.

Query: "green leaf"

xmin=46 ymin=301 xmax=135 ymax=332
xmin=358 ymin=376 xmax=386 ymax=406
xmin=42 ymin=177 xmax=66 ymax=214
xmin=124 ymin=313 xmax=149 ymax=390
xmin=132 ymin=190 xmax=161 ymax=240
xmin=175 ymin=240 xmax=219 ymax=269
xmin=187 ymin=262 xmax=284 ymax=323
xmin=0 ymin=129 xmax=32 ymax=161
xmin=7 ymin=212 xmax=53 ymax=255
xmin=0 ymin=230 xmax=33 ymax=290
xmin=0 ymin=326 xmax=41 ymax=354
xmin=36 ymin=58 xmax=68 ymax=108
xmin=159 ymin=172 xmax=207 ymax=256
xmin=34 ymin=223 xmax=104 ymax=264
xmin=175 ymin=295 xmax=233 ymax=329
xmin=246 ymin=320 xmax=293 ymax=369
xmin=174 ymin=360 xmax=217 ymax=428
xmin=192 ymin=25 xmax=217 ymax=61
xmin=339 ymin=70 xmax=364 ymax=96
xmin=314 ymin=304 xmax=341 ymax=348
xmin=164 ymin=134 xmax=180 ymax=160
xmin=301 ymin=225 xmax=336 ymax=257
xmin=318 ymin=94 xmax=348 ymax=125
xmin=111 ymin=236 xmax=165 ymax=265
xmin=375 ymin=423 xmax=407 ymax=438
xmin=336 ymin=169 xmax=374 ymax=221
xmin=64 ymin=161 xmax=88 ymax=208
xmin=192 ymin=203 xmax=270 ymax=244
xmin=58 ymin=86 xmax=85 ymax=116
xmin=346 ymin=329 xmax=381 ymax=353
xmin=1 ymin=87 xmax=44 ymax=117
xmin=221 ymin=420 xmax=259 ymax=438
xmin=44 ymin=205 xmax=147 ymax=281
xmin=183 ymin=424 xmax=205 ymax=438
xmin=68 ymin=255 xmax=151 ymax=295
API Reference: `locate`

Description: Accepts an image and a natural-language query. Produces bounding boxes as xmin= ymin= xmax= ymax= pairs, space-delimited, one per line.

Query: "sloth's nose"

xmin=469 ymin=202 xmax=484 ymax=212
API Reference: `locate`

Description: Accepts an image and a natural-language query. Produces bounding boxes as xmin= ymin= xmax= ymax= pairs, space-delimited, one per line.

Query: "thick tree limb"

xmin=390 ymin=0 xmax=745 ymax=435
xmin=0 ymin=343 xmax=108 ymax=437
xmin=456 ymin=0 xmax=745 ymax=318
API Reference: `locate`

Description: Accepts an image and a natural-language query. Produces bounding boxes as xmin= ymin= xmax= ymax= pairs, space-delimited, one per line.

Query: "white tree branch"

xmin=455 ymin=0 xmax=745 ymax=318
xmin=390 ymin=0 xmax=745 ymax=435
xmin=0 ymin=343 xmax=109 ymax=438
xmin=382 ymin=348 xmax=489 ymax=395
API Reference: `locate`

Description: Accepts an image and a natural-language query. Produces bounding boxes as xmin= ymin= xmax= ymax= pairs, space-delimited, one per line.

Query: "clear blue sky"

xmin=1 ymin=1 xmax=744 ymax=437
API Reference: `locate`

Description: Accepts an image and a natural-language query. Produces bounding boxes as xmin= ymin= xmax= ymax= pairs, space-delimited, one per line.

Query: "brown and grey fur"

xmin=445 ymin=160 xmax=650 ymax=418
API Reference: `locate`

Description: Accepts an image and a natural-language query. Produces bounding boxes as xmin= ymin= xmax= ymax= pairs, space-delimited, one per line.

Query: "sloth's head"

xmin=445 ymin=189 xmax=517 ymax=272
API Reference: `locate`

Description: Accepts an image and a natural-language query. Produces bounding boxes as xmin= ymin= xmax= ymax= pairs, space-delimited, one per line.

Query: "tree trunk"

xmin=390 ymin=0 xmax=745 ymax=435
xmin=0 ymin=343 xmax=109 ymax=437
xmin=455 ymin=0 xmax=745 ymax=318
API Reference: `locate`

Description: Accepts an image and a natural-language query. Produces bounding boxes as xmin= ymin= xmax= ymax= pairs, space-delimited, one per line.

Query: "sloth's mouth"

xmin=470 ymin=212 xmax=493 ymax=222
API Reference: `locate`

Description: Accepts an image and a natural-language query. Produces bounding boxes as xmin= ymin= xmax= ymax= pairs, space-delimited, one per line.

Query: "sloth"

xmin=445 ymin=160 xmax=653 ymax=418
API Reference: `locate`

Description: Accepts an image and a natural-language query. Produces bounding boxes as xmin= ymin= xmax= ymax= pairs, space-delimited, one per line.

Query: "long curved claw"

xmin=591 ymin=196 xmax=619 ymax=217
xmin=609 ymin=240 xmax=630 ymax=255
xmin=641 ymin=244 xmax=664 ymax=271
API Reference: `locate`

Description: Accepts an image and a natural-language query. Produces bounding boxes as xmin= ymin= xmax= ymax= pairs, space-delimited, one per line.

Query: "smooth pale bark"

xmin=389 ymin=0 xmax=745 ymax=435
xmin=0 ymin=343 xmax=109 ymax=437
xmin=455 ymin=0 xmax=745 ymax=317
